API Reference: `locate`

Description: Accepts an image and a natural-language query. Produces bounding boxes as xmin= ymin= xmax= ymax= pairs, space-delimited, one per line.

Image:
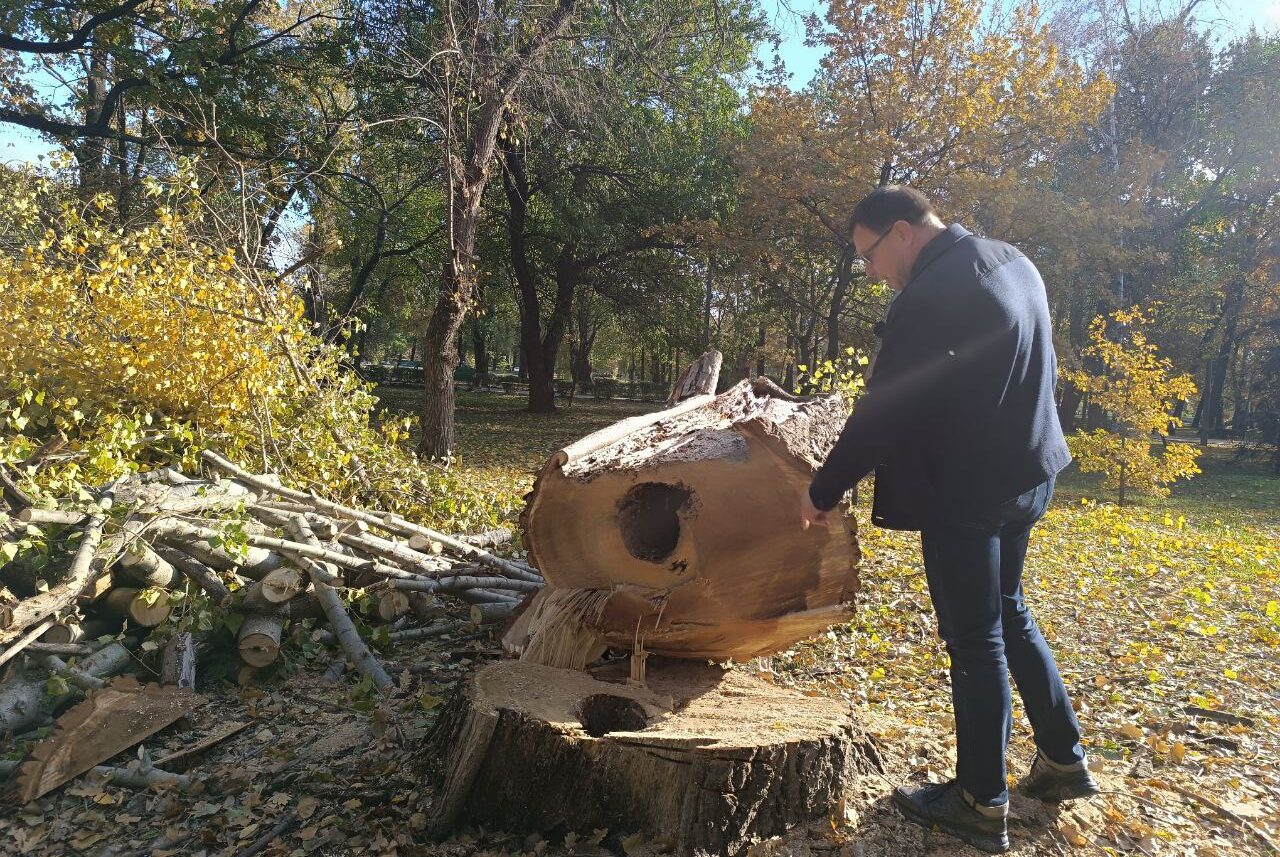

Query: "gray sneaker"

xmin=893 ymin=780 xmax=1010 ymax=853
xmin=1018 ymin=751 xmax=1100 ymax=802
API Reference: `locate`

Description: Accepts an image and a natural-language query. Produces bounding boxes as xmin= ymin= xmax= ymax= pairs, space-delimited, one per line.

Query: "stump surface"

xmin=428 ymin=658 xmax=859 ymax=855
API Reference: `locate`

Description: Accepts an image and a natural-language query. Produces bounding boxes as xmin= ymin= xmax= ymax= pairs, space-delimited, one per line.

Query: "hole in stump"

xmin=617 ymin=482 xmax=692 ymax=563
xmin=576 ymin=694 xmax=649 ymax=737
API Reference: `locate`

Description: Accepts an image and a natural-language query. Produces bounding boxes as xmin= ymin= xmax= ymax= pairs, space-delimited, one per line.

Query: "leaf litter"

xmin=0 ymin=395 xmax=1275 ymax=857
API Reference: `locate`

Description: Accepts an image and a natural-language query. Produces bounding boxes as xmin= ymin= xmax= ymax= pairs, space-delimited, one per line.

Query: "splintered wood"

xmin=508 ymin=361 xmax=861 ymax=667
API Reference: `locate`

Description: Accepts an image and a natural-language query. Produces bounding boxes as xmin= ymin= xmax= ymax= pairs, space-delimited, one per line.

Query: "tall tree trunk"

xmin=569 ymin=302 xmax=597 ymax=395
xmin=1202 ymin=277 xmax=1246 ymax=440
xmin=471 ymin=319 xmax=490 ymax=387
xmin=76 ymin=47 xmax=110 ymax=196
xmin=826 ymin=246 xmax=853 ymax=360
xmin=783 ymin=332 xmax=796 ymax=390
xmin=756 ymin=322 xmax=766 ymax=379
xmin=702 ymin=258 xmax=713 ymax=351
xmin=1058 ymin=383 xmax=1083 ymax=434
xmin=420 ymin=279 xmax=468 ymax=457
xmin=526 ymin=245 xmax=579 ymax=415
xmin=416 ymin=0 xmax=581 ymax=457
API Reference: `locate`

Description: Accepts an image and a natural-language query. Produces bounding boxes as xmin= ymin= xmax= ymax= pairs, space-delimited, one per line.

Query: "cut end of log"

xmin=518 ymin=377 xmax=860 ymax=664
xmin=102 ymin=588 xmax=172 ymax=627
xmin=374 ymin=590 xmax=410 ymax=623
xmin=238 ymin=615 xmax=283 ymax=668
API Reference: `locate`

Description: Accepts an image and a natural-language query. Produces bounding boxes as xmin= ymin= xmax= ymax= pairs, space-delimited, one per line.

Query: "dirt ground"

xmin=0 ymin=625 xmax=1226 ymax=857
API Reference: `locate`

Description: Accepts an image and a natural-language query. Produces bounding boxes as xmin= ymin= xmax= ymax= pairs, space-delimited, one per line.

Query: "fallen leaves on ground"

xmin=1 ymin=396 xmax=1275 ymax=857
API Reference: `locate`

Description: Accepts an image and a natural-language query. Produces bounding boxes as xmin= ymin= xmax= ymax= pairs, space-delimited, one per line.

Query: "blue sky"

xmin=760 ymin=0 xmax=1280 ymax=87
xmin=3 ymin=0 xmax=1278 ymax=165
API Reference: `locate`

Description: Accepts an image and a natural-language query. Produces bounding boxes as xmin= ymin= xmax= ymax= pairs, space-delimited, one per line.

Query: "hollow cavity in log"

xmin=616 ymin=482 xmax=692 ymax=563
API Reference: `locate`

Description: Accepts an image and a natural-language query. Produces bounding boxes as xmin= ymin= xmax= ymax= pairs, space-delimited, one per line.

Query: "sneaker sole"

xmin=892 ymin=790 xmax=1011 ymax=854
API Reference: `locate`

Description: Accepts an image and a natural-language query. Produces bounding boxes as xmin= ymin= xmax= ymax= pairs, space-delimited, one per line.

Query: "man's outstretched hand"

xmin=800 ymin=488 xmax=829 ymax=530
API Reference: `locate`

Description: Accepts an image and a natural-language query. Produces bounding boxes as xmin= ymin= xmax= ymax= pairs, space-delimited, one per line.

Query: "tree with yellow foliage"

xmin=0 ymin=164 xmax=519 ymax=533
xmin=728 ymin=0 xmax=1115 ymax=370
xmin=1068 ymin=307 xmax=1201 ymax=505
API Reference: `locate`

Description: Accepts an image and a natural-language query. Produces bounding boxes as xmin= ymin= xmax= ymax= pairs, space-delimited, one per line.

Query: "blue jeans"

xmin=920 ymin=477 xmax=1084 ymax=805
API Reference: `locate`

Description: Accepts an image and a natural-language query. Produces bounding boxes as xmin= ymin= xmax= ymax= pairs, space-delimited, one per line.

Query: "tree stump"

xmin=509 ymin=369 xmax=860 ymax=667
xmin=427 ymin=658 xmax=860 ymax=856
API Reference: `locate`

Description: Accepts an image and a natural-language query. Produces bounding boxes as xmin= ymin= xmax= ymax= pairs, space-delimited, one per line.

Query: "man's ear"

xmin=892 ymin=219 xmax=912 ymax=241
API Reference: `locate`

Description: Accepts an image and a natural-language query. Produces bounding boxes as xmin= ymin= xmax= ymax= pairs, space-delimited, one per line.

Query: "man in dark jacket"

xmin=800 ymin=187 xmax=1097 ymax=854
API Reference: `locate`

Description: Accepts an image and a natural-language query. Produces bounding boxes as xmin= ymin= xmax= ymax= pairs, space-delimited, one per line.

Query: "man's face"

xmin=852 ymin=222 xmax=909 ymax=292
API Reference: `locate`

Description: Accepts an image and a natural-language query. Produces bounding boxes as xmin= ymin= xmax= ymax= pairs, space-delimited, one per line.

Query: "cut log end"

xmin=373 ymin=590 xmax=410 ymax=623
xmin=517 ymin=377 xmax=859 ymax=664
xmin=101 ymin=588 xmax=172 ymax=627
xmin=237 ymin=614 xmax=283 ymax=668
xmin=427 ymin=658 xmax=859 ymax=855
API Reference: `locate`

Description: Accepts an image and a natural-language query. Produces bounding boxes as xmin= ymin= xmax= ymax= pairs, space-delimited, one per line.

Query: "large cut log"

xmin=0 ymin=640 xmax=135 ymax=735
xmin=513 ymin=370 xmax=860 ymax=665
xmin=427 ymin=658 xmax=860 ymax=855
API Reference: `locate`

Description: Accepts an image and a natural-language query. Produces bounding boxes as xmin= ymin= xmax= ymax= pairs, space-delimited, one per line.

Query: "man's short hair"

xmin=847 ymin=185 xmax=938 ymax=235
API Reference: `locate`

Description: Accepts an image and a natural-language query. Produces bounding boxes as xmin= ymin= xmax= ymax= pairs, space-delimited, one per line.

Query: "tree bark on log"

xmin=469 ymin=601 xmax=517 ymax=625
xmin=0 ymin=758 xmax=192 ymax=792
xmin=287 ymin=517 xmax=392 ymax=690
xmin=161 ymin=631 xmax=196 ymax=688
xmin=1 ymin=479 xmax=121 ymax=646
xmin=513 ymin=376 xmax=859 ymax=665
xmin=153 ymin=527 xmax=284 ymax=580
xmin=15 ymin=509 xmax=87 ymax=526
xmin=118 ymin=541 xmax=184 ymax=589
xmin=152 ymin=545 xmax=232 ymax=604
xmin=426 ymin=658 xmax=861 ymax=855
xmin=201 ymin=450 xmax=540 ymax=583
xmin=0 ymin=641 xmax=134 ymax=734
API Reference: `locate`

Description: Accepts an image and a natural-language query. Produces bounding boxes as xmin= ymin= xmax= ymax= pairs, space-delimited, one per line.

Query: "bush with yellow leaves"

xmin=1067 ymin=306 xmax=1201 ymax=505
xmin=0 ymin=164 xmax=517 ymax=534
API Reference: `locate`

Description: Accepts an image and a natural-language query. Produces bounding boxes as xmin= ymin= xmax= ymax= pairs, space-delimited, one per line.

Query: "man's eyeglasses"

xmin=857 ymin=226 xmax=893 ymax=266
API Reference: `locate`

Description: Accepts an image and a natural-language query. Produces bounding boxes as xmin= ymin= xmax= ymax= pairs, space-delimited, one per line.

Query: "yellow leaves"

xmin=1058 ymin=820 xmax=1089 ymax=847
xmin=1120 ymin=722 xmax=1145 ymax=741
xmin=0 ymin=196 xmax=302 ymax=436
xmin=1068 ymin=307 xmax=1202 ymax=503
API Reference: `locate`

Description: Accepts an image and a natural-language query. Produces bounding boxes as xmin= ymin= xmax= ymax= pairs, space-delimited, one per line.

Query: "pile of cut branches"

xmin=0 ymin=449 xmax=540 ymax=738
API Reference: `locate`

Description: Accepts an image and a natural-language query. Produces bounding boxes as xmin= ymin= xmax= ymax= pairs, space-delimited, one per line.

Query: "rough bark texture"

xmin=512 ymin=375 xmax=859 ymax=664
xmin=427 ymin=658 xmax=861 ymax=855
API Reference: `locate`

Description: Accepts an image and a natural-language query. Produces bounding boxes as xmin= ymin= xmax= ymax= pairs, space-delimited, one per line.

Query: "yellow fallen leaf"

xmin=1120 ymin=722 xmax=1144 ymax=740
xmin=1059 ymin=821 xmax=1088 ymax=847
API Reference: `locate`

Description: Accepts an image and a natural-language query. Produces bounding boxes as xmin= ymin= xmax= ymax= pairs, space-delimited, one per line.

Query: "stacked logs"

xmin=0 ymin=450 xmax=541 ymax=730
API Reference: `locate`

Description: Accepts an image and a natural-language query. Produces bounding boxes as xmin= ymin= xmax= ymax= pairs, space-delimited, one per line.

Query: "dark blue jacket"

xmin=808 ymin=224 xmax=1071 ymax=530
